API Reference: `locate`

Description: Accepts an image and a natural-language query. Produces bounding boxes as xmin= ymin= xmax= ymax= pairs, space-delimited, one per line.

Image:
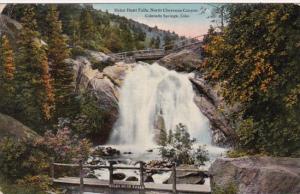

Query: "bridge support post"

xmin=139 ymin=161 xmax=145 ymax=189
xmin=109 ymin=161 xmax=114 ymax=187
xmin=50 ymin=157 xmax=54 ymax=181
xmin=172 ymin=162 xmax=177 ymax=194
xmin=79 ymin=160 xmax=84 ymax=194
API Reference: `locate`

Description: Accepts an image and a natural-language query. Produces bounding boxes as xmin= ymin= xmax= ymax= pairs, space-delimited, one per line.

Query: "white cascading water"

xmin=109 ymin=62 xmax=211 ymax=148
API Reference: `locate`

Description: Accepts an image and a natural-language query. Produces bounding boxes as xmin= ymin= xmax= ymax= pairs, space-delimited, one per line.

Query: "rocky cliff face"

xmin=209 ymin=156 xmax=300 ymax=194
xmin=66 ymin=50 xmax=137 ymax=143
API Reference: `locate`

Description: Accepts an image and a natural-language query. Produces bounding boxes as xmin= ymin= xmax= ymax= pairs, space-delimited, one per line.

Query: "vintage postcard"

xmin=0 ymin=2 xmax=299 ymax=194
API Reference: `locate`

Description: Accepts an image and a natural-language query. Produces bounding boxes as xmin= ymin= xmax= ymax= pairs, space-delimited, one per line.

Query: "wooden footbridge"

xmin=110 ymin=35 xmax=204 ymax=62
xmin=51 ymin=160 xmax=211 ymax=194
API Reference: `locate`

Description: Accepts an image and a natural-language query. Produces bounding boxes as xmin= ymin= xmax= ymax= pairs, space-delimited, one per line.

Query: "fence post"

xmin=109 ymin=161 xmax=114 ymax=187
xmin=139 ymin=161 xmax=145 ymax=189
xmin=172 ymin=162 xmax=177 ymax=194
xmin=50 ymin=157 xmax=54 ymax=181
xmin=79 ymin=160 xmax=84 ymax=194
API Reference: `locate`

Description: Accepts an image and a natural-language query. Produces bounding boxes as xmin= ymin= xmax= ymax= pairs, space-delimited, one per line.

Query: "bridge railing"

xmin=50 ymin=159 xmax=210 ymax=194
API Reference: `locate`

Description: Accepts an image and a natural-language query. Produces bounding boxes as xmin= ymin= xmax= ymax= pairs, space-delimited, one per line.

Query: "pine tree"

xmin=0 ymin=35 xmax=16 ymax=114
xmin=150 ymin=37 xmax=155 ymax=48
xmin=17 ymin=7 xmax=54 ymax=129
xmin=45 ymin=5 xmax=75 ymax=119
xmin=155 ymin=36 xmax=161 ymax=49
xmin=2 ymin=35 xmax=15 ymax=81
xmin=79 ymin=7 xmax=95 ymax=47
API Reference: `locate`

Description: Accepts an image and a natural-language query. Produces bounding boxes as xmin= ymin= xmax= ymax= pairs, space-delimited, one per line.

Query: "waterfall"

xmin=110 ymin=62 xmax=211 ymax=148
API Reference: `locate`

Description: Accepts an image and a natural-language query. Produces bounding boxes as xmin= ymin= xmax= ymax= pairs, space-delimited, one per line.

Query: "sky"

xmin=93 ymin=3 xmax=214 ymax=38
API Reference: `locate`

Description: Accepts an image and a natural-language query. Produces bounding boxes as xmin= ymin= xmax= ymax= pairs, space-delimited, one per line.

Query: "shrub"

xmin=39 ymin=127 xmax=92 ymax=163
xmin=0 ymin=138 xmax=49 ymax=181
xmin=159 ymin=123 xmax=209 ymax=165
xmin=212 ymin=182 xmax=237 ymax=194
xmin=0 ymin=127 xmax=92 ymax=192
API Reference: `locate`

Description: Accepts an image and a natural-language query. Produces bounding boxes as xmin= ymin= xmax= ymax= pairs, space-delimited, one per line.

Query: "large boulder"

xmin=209 ymin=156 xmax=300 ymax=194
xmin=113 ymin=173 xmax=126 ymax=180
xmin=0 ymin=113 xmax=39 ymax=141
xmin=126 ymin=176 xmax=138 ymax=181
xmin=158 ymin=49 xmax=202 ymax=72
xmin=164 ymin=164 xmax=208 ymax=185
xmin=102 ymin=63 xmax=135 ymax=87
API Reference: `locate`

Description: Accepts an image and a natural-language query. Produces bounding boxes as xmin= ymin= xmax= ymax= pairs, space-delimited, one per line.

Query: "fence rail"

xmin=50 ymin=159 xmax=210 ymax=194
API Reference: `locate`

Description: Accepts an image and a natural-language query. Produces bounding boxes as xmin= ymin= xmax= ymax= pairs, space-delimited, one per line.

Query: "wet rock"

xmin=164 ymin=164 xmax=208 ymax=185
xmin=146 ymin=160 xmax=172 ymax=169
xmin=190 ymin=77 xmax=235 ymax=145
xmin=147 ymin=149 xmax=153 ymax=153
xmin=113 ymin=173 xmax=126 ymax=180
xmin=88 ymin=158 xmax=105 ymax=166
xmin=108 ymin=160 xmax=118 ymax=165
xmin=123 ymin=152 xmax=133 ymax=155
xmin=126 ymin=176 xmax=138 ymax=181
xmin=144 ymin=175 xmax=154 ymax=183
xmin=145 ymin=160 xmax=172 ymax=174
xmin=209 ymin=156 xmax=300 ymax=194
xmin=85 ymin=173 xmax=98 ymax=179
xmin=102 ymin=62 xmax=135 ymax=87
xmin=92 ymin=146 xmax=120 ymax=157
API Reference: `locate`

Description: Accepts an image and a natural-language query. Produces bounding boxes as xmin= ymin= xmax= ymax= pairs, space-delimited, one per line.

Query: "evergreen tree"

xmin=16 ymin=7 xmax=54 ymax=130
xmin=120 ymin=23 xmax=134 ymax=51
xmin=0 ymin=35 xmax=16 ymax=114
xmin=150 ymin=37 xmax=156 ymax=48
xmin=45 ymin=5 xmax=75 ymax=119
xmin=155 ymin=36 xmax=161 ymax=48
xmin=69 ymin=15 xmax=80 ymax=47
xmin=79 ymin=7 xmax=96 ymax=48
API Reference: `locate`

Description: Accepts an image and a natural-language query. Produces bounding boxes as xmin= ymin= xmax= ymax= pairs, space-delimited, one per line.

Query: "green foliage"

xmin=45 ymin=5 xmax=76 ymax=119
xmin=212 ymin=182 xmax=237 ymax=194
xmin=16 ymin=6 xmax=54 ymax=131
xmin=91 ymin=57 xmax=115 ymax=71
xmin=0 ymin=126 xmax=91 ymax=191
xmin=0 ymin=176 xmax=49 ymax=194
xmin=0 ymin=138 xmax=49 ymax=181
xmin=159 ymin=123 xmax=209 ymax=165
xmin=0 ymin=35 xmax=16 ymax=115
xmin=203 ymin=4 xmax=300 ymax=156
xmin=226 ymin=150 xmax=251 ymax=158
xmin=72 ymin=91 xmax=116 ymax=142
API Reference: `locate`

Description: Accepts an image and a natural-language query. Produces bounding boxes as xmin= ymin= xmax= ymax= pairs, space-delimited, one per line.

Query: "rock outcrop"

xmin=66 ymin=52 xmax=136 ymax=143
xmin=158 ymin=49 xmax=202 ymax=72
xmin=164 ymin=164 xmax=208 ymax=185
xmin=0 ymin=113 xmax=39 ymax=141
xmin=209 ymin=156 xmax=300 ymax=194
xmin=190 ymin=76 xmax=234 ymax=145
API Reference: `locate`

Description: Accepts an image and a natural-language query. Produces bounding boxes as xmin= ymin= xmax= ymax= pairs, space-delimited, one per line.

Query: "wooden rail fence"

xmin=50 ymin=159 xmax=210 ymax=194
